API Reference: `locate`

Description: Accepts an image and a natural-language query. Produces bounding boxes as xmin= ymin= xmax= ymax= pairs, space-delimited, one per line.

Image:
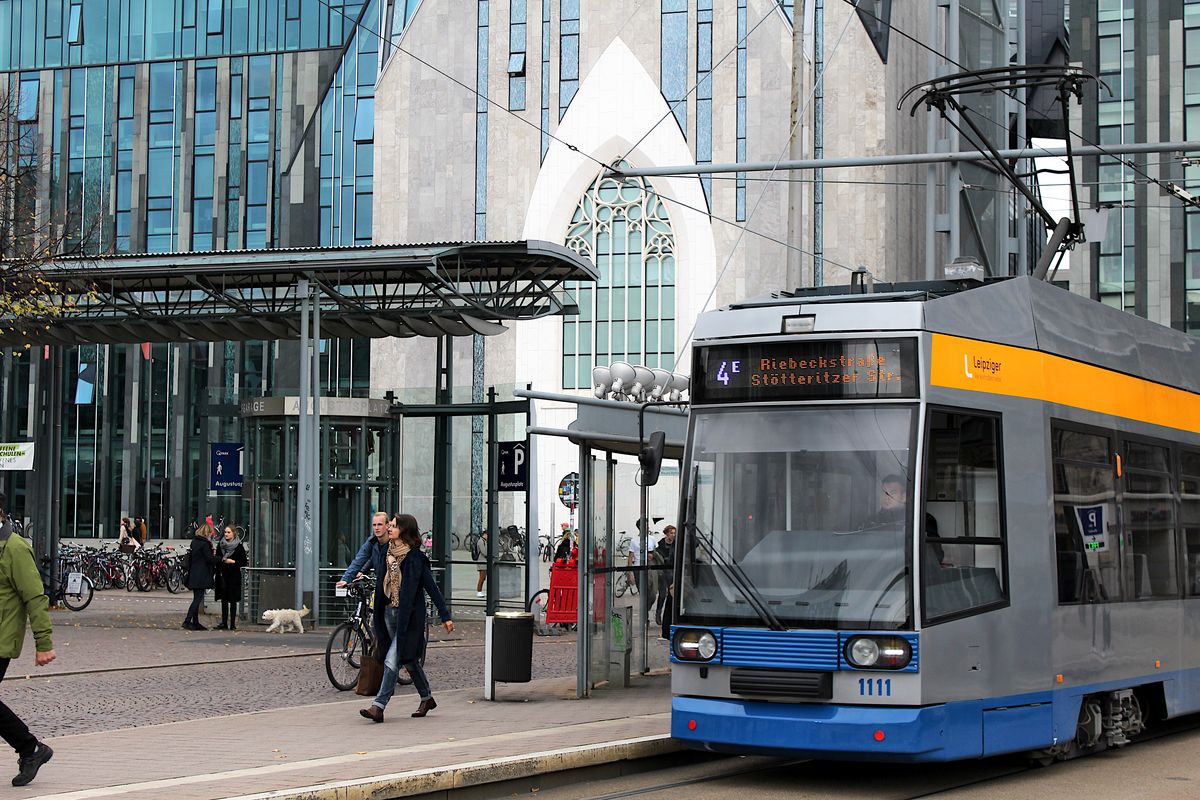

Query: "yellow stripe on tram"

xmin=928 ymin=333 xmax=1200 ymax=434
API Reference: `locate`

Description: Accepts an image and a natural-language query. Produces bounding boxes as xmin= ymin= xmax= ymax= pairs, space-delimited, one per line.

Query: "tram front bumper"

xmin=672 ymin=695 xmax=983 ymax=762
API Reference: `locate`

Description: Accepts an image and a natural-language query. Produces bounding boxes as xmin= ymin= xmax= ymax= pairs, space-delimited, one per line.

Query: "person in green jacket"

xmin=0 ymin=497 xmax=55 ymax=787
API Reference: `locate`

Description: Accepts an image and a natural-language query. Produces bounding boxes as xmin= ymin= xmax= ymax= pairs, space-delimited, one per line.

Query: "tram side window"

xmin=1122 ymin=441 xmax=1177 ymax=599
xmin=1052 ymin=428 xmax=1119 ymax=604
xmin=922 ymin=410 xmax=1006 ymax=620
xmin=1181 ymin=451 xmax=1200 ymax=597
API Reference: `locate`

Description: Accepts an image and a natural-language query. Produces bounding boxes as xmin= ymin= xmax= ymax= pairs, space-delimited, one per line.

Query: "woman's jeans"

xmin=373 ymin=607 xmax=432 ymax=709
xmin=185 ymin=589 xmax=205 ymax=624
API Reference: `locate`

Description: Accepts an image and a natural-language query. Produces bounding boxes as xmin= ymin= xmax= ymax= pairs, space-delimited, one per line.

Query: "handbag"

xmin=355 ymin=641 xmax=384 ymax=696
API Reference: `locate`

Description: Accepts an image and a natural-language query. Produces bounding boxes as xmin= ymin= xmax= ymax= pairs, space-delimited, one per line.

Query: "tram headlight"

xmin=845 ymin=636 xmax=912 ymax=670
xmin=673 ymin=629 xmax=718 ymax=662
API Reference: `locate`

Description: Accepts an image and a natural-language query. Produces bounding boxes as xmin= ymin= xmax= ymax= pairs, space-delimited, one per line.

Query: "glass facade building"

xmin=0 ymin=0 xmax=420 ymax=539
xmin=1073 ymin=1 xmax=1195 ymax=333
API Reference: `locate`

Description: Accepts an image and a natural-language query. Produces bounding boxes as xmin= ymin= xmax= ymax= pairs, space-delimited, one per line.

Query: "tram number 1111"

xmin=858 ymin=678 xmax=893 ymax=697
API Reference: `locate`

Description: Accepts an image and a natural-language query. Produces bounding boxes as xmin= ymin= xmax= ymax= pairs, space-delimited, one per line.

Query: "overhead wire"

xmin=313 ymin=0 xmax=611 ymax=173
xmin=620 ymin=8 xmax=780 ymax=161
xmin=844 ymin=0 xmax=1190 ymax=211
xmin=320 ymin=0 xmax=933 ymax=353
xmin=669 ymin=3 xmax=866 ymax=369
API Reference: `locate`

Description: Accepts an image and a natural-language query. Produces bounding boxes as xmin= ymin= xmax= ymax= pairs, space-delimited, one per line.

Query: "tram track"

xmin=555 ymin=714 xmax=1200 ymax=800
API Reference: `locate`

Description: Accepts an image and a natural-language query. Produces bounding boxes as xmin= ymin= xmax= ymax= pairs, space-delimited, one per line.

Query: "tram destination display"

xmin=693 ymin=338 xmax=918 ymax=403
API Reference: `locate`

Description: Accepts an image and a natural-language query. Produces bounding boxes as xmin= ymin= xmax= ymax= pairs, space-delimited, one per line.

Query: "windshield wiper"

xmin=683 ymin=465 xmax=786 ymax=632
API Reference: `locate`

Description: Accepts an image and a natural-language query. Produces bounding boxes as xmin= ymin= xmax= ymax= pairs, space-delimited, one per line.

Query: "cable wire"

xmin=314 ymin=0 xmax=611 ymax=173
xmin=670 ymin=3 xmax=864 ymax=369
xmin=845 ymin=0 xmax=1189 ymax=210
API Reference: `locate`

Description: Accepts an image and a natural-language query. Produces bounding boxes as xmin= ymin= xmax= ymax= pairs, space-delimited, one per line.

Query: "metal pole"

xmin=49 ymin=347 xmax=62 ymax=579
xmin=295 ymin=280 xmax=310 ymax=614
xmin=924 ymin=0 xmax=939 ymax=280
xmin=486 ymin=387 xmax=498 ymax=615
xmin=576 ymin=443 xmax=589 ymax=699
xmin=785 ymin=0 xmax=807 ymax=290
xmin=310 ymin=287 xmax=322 ymax=626
xmin=608 ymin=140 xmax=1200 ymax=177
xmin=813 ymin=0 xmax=824 ymax=287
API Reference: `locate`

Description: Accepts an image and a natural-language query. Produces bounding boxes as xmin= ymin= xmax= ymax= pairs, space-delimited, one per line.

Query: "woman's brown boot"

xmin=411 ymin=698 xmax=437 ymax=717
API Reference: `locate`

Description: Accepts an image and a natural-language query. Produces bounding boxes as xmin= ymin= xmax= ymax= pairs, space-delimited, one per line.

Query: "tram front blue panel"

xmin=672 ymin=695 xmax=986 ymax=761
xmin=720 ymin=629 xmax=840 ymax=670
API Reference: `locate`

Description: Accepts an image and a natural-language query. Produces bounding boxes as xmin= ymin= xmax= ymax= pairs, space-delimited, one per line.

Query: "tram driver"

xmin=870 ymin=475 xmax=946 ymax=567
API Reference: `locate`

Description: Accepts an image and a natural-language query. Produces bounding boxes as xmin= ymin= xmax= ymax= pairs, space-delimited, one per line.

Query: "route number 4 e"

xmin=858 ymin=677 xmax=892 ymax=697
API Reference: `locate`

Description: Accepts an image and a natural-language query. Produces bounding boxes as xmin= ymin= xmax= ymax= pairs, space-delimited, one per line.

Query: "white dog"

xmin=262 ymin=606 xmax=310 ymax=633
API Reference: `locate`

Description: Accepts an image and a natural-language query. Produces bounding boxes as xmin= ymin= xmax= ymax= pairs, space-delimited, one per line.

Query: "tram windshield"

xmin=678 ymin=406 xmax=915 ymax=630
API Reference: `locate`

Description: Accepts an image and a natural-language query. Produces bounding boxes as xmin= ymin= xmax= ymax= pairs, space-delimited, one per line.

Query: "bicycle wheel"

xmin=135 ymin=563 xmax=153 ymax=592
xmin=526 ymin=588 xmax=549 ymax=613
xmin=62 ymin=576 xmax=95 ymax=611
xmin=469 ymin=535 xmax=480 ymax=561
xmin=124 ymin=564 xmax=136 ymax=592
xmin=325 ymin=621 xmax=366 ymax=691
xmin=166 ymin=565 xmax=184 ymax=594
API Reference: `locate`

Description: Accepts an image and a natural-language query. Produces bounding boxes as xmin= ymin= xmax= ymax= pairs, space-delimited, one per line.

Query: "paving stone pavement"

xmin=14 ymin=674 xmax=672 ymax=800
xmin=1 ymin=589 xmax=579 ymax=739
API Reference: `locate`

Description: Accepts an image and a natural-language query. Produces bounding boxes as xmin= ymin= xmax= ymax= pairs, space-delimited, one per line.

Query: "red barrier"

xmin=546 ymin=559 xmax=578 ymax=624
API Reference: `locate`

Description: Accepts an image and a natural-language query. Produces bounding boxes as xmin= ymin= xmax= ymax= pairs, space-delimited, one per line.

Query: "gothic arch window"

xmin=562 ymin=167 xmax=677 ymax=389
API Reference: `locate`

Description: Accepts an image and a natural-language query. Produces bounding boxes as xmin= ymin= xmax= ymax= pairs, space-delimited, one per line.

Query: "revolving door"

xmin=241 ymin=396 xmax=399 ymax=623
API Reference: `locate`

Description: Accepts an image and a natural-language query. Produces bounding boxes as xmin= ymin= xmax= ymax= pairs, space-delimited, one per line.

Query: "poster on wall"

xmin=0 ymin=443 xmax=34 ymax=471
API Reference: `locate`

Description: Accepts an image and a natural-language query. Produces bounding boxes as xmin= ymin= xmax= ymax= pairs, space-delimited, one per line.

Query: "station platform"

xmin=24 ymin=673 xmax=674 ymax=800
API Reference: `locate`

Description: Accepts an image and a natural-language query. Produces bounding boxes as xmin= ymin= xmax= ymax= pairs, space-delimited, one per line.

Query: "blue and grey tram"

xmin=669 ymin=275 xmax=1200 ymax=762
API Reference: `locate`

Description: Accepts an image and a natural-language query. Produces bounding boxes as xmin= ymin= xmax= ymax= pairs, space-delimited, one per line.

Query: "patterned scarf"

xmin=383 ymin=540 xmax=411 ymax=607
xmin=218 ymin=536 xmax=241 ymax=560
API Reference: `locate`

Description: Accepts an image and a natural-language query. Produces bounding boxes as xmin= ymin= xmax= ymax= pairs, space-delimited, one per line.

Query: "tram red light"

xmin=873 ymin=730 xmax=885 ymax=742
xmin=688 ymin=719 xmax=697 ymax=731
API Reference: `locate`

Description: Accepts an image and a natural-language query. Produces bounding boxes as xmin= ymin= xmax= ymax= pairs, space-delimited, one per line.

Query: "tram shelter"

xmin=5 ymin=240 xmax=596 ymax=626
xmin=520 ymin=389 xmax=687 ymax=697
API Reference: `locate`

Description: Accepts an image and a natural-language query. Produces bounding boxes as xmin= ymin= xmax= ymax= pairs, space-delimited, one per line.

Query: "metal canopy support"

xmin=311 ymin=288 xmax=322 ymax=626
xmin=433 ymin=337 xmax=453 ymax=602
xmin=296 ymin=281 xmax=313 ymax=615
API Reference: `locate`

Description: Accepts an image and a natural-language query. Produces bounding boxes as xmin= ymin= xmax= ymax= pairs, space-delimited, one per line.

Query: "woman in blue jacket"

xmin=360 ymin=513 xmax=454 ymax=722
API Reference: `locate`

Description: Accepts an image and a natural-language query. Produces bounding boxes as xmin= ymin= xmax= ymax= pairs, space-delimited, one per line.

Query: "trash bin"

xmin=492 ymin=611 xmax=534 ymax=683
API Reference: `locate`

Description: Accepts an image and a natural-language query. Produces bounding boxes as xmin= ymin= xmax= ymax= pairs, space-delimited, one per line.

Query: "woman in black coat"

xmin=214 ymin=524 xmax=248 ymax=630
xmin=183 ymin=523 xmax=220 ymax=631
xmin=360 ymin=514 xmax=453 ymax=723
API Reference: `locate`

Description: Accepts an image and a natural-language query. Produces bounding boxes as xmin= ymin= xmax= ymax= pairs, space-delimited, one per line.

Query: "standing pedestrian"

xmin=360 ymin=513 xmax=454 ymax=723
xmin=183 ymin=523 xmax=219 ymax=630
xmin=654 ymin=525 xmax=676 ymax=639
xmin=214 ymin=524 xmax=248 ymax=630
xmin=0 ymin=499 xmax=55 ymax=786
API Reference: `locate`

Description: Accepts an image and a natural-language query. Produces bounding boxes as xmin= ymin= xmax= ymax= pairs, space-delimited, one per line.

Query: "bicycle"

xmin=498 ymin=525 xmax=525 ymax=562
xmin=614 ymin=570 xmax=639 ymax=598
xmin=38 ymin=555 xmax=94 ymax=611
xmin=325 ymin=574 xmax=419 ymax=691
xmin=538 ymin=532 xmax=554 ymax=563
xmin=325 ymin=575 xmax=375 ymax=691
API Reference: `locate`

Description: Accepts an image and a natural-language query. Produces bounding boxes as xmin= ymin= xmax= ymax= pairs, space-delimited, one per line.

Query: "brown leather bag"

xmin=355 ymin=642 xmax=383 ymax=696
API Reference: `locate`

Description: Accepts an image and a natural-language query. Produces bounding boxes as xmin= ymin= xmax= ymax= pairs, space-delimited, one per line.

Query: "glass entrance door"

xmin=324 ymin=483 xmax=365 ymax=570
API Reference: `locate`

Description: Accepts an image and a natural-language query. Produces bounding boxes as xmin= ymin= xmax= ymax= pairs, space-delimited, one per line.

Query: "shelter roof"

xmin=1 ymin=240 xmax=595 ymax=345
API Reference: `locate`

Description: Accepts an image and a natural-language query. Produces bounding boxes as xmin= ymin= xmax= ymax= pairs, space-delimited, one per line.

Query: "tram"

xmin=669 ymin=275 xmax=1200 ymax=762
